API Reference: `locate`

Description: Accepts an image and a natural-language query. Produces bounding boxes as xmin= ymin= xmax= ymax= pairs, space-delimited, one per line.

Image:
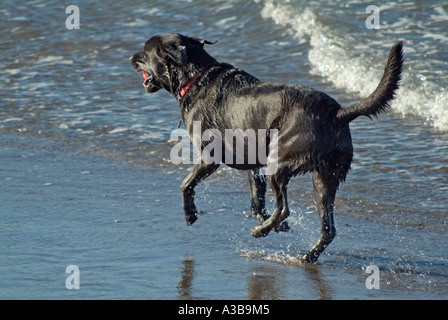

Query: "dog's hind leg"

xmin=251 ymin=169 xmax=291 ymax=238
xmin=300 ymin=171 xmax=340 ymax=263
xmin=181 ymin=162 xmax=220 ymax=226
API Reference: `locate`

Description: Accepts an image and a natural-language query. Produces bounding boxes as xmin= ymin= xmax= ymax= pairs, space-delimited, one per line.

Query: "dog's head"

xmin=131 ymin=33 xmax=217 ymax=97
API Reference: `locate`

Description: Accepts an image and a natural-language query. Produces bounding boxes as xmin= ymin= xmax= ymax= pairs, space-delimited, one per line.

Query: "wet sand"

xmin=1 ymin=134 xmax=446 ymax=300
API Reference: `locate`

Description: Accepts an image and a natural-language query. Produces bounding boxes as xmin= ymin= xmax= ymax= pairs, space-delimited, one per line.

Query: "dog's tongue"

xmin=142 ymin=71 xmax=150 ymax=80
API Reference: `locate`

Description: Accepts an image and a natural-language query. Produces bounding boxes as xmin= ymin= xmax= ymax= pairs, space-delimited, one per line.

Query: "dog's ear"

xmin=186 ymin=36 xmax=217 ymax=46
xmin=164 ymin=42 xmax=189 ymax=67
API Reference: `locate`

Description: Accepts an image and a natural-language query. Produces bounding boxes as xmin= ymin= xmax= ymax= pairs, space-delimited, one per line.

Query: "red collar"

xmin=179 ymin=69 xmax=207 ymax=97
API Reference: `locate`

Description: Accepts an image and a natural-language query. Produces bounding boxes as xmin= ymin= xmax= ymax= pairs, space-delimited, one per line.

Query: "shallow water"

xmin=1 ymin=0 xmax=447 ymax=299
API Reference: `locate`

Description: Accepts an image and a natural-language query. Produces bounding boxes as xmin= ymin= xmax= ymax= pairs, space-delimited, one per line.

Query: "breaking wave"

xmin=255 ymin=0 xmax=448 ymax=131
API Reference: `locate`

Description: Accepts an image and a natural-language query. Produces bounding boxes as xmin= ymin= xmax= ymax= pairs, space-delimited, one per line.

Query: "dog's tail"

xmin=336 ymin=41 xmax=404 ymax=125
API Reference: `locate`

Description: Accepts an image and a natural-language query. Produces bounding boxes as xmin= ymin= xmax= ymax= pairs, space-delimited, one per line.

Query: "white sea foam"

xmin=109 ymin=127 xmax=130 ymax=134
xmin=1 ymin=117 xmax=24 ymax=123
xmin=256 ymin=0 xmax=448 ymax=131
xmin=36 ymin=55 xmax=74 ymax=66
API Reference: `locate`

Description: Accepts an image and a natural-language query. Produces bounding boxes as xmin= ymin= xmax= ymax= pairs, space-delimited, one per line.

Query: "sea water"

xmin=1 ymin=0 xmax=447 ymax=299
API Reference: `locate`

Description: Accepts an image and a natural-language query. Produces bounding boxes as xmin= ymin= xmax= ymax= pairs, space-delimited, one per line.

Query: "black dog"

xmin=131 ymin=33 xmax=403 ymax=263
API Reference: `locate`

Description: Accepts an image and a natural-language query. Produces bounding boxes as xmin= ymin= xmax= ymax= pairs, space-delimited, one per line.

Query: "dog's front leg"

xmin=181 ymin=162 xmax=220 ymax=225
xmin=248 ymin=169 xmax=268 ymax=224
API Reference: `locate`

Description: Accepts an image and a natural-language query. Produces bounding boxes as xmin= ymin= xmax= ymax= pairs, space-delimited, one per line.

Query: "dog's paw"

xmin=185 ymin=212 xmax=198 ymax=226
xmin=251 ymin=212 xmax=268 ymax=224
xmin=297 ymin=252 xmax=319 ymax=264
xmin=251 ymin=225 xmax=270 ymax=238
xmin=274 ymin=220 xmax=291 ymax=233
xmin=184 ymin=210 xmax=205 ymax=226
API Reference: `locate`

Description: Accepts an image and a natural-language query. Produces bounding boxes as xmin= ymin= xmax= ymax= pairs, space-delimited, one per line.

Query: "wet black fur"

xmin=131 ymin=33 xmax=404 ymax=263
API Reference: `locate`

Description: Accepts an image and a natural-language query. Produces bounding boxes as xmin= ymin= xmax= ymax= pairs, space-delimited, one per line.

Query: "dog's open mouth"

xmin=142 ymin=71 xmax=153 ymax=89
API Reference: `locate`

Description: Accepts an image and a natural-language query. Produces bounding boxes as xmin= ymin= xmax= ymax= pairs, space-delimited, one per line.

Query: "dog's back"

xmin=185 ymin=41 xmax=403 ymax=181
